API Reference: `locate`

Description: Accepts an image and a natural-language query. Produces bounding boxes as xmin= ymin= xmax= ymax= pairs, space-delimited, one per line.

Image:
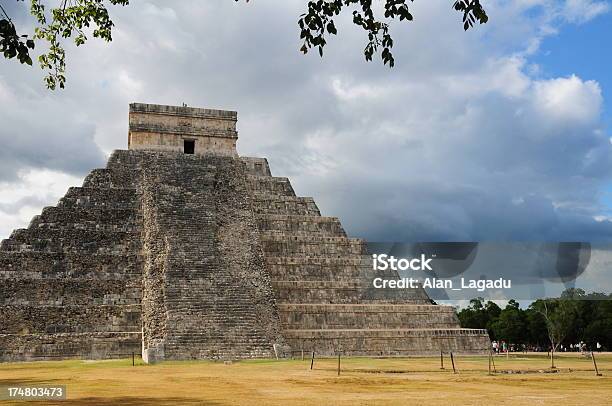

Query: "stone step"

xmin=165 ymin=328 xmax=267 ymax=335
xmin=0 ymin=279 xmax=141 ymax=306
xmin=165 ymin=336 xmax=272 ymax=345
xmin=285 ymin=328 xmax=489 ymax=336
xmin=272 ymin=281 xmax=366 ymax=304
xmin=164 ymin=300 xmax=270 ymax=308
xmin=268 ymin=267 xmax=401 ymax=282
xmin=271 ymin=280 xmax=431 ymax=304
xmin=246 ymin=176 xmax=295 ymax=196
xmin=0 ymin=252 xmax=143 ymax=279
xmin=164 ymin=344 xmax=272 ymax=353
xmin=0 ymin=332 xmax=141 ymax=362
xmin=242 ymin=157 xmax=272 ymax=176
xmin=264 ymin=256 xmax=367 ymax=266
xmin=165 ymin=319 xmax=264 ymax=327
xmin=256 ymin=215 xmax=346 ymax=236
xmin=274 ymin=280 xmax=365 ymax=289
xmin=58 ymin=186 xmax=137 ymax=209
xmin=5 ymin=227 xmax=140 ymax=246
xmin=163 ymin=282 xmax=265 ymax=291
xmin=278 ymin=303 xmax=460 ymax=330
xmin=1 ymin=229 xmax=141 ymax=254
xmin=82 ymin=168 xmax=139 ymax=189
xmin=163 ymin=347 xmax=274 ymax=360
xmin=165 ymin=328 xmax=270 ymax=337
xmin=282 ymin=328 xmax=491 ymax=356
xmin=265 ymin=263 xmax=365 ymax=281
xmin=164 ymin=345 xmax=273 ymax=353
xmin=261 ymin=235 xmax=365 ymax=256
xmin=165 ymin=310 xmax=261 ymax=317
xmin=251 ymin=196 xmax=320 ymax=216
xmin=165 ymin=341 xmax=272 ymax=349
xmin=164 ymin=298 xmax=268 ymax=306
xmin=0 ymin=304 xmax=142 ymax=334
xmin=30 ymin=206 xmax=140 ymax=231
xmin=108 ymin=150 xmax=232 ymax=172
xmin=165 ymin=303 xmax=262 ymax=309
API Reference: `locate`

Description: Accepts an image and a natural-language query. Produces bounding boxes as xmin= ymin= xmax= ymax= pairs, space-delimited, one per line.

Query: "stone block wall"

xmin=128 ymin=103 xmax=238 ymax=156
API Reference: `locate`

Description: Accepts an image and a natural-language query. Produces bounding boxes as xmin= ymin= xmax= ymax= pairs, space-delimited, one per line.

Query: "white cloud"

xmin=561 ymin=0 xmax=610 ymax=23
xmin=0 ymin=169 xmax=82 ymax=238
xmin=532 ymin=75 xmax=602 ymax=126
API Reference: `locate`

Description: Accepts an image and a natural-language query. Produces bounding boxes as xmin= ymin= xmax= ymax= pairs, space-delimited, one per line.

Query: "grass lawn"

xmin=1 ymin=353 xmax=611 ymax=405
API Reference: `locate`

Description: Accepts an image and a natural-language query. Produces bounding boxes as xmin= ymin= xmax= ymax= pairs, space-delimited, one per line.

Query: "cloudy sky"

xmin=1 ymin=0 xmax=612 ymax=243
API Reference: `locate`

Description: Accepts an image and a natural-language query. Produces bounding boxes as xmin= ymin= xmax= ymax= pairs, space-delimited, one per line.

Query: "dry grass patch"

xmin=1 ymin=354 xmax=611 ymax=405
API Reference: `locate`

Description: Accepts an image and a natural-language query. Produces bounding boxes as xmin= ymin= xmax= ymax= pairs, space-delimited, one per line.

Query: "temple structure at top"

xmin=127 ymin=103 xmax=238 ymax=156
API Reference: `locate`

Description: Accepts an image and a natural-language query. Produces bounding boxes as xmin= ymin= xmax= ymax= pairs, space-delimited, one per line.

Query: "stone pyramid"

xmin=0 ymin=103 xmax=490 ymax=362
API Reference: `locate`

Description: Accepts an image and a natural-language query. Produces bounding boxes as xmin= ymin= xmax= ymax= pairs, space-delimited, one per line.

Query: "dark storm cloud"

xmin=0 ymin=2 xmax=106 ymax=180
xmin=0 ymin=90 xmax=106 ymax=181
xmin=0 ymin=195 xmax=51 ymax=215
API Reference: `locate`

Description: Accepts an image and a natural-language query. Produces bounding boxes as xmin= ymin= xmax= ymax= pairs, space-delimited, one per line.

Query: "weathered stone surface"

xmin=0 ymin=104 xmax=490 ymax=362
xmin=128 ymin=103 xmax=238 ymax=156
xmin=137 ymin=152 xmax=284 ymax=361
xmin=0 ymin=149 xmax=143 ymax=361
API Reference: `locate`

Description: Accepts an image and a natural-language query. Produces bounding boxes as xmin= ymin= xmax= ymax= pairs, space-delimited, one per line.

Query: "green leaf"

xmin=327 ymin=21 xmax=337 ymax=35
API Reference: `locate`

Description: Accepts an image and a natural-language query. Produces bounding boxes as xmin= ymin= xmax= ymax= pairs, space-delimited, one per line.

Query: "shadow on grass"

xmin=43 ymin=397 xmax=223 ymax=405
xmin=1 ymin=378 xmax=225 ymax=405
xmin=0 ymin=378 xmax=68 ymax=386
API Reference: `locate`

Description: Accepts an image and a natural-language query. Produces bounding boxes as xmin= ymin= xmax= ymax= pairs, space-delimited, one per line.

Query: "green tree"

xmin=532 ymin=297 xmax=579 ymax=368
xmin=558 ymin=288 xmax=599 ymax=347
xmin=457 ymin=297 xmax=501 ymax=340
xmin=457 ymin=297 xmax=486 ymax=328
xmin=297 ymin=0 xmax=487 ymax=66
xmin=1 ymin=0 xmax=489 ymax=89
xmin=1 ymin=0 xmax=129 ymax=89
xmin=524 ymin=307 xmax=548 ymax=347
xmin=489 ymin=301 xmax=526 ymax=345
xmin=483 ymin=300 xmax=501 ymax=338
xmin=458 ymin=290 xmax=612 ymax=354
xmin=583 ymin=297 xmax=612 ymax=350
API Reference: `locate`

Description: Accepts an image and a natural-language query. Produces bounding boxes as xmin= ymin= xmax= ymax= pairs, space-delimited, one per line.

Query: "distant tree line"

xmin=457 ymin=288 xmax=612 ymax=351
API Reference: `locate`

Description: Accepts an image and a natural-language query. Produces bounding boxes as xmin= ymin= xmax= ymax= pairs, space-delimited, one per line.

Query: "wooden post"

xmin=491 ymin=351 xmax=496 ymax=373
xmin=551 ymin=348 xmax=556 ymax=369
xmin=488 ymin=351 xmax=492 ymax=375
xmin=132 ymin=352 xmax=135 ymax=367
xmin=273 ymin=344 xmax=279 ymax=360
xmin=301 ymin=349 xmax=304 ymax=361
xmin=440 ymin=350 xmax=444 ymax=369
xmin=592 ymin=351 xmax=602 ymax=376
xmin=450 ymin=352 xmax=457 ymax=374
xmin=337 ymin=352 xmax=341 ymax=376
xmin=310 ymin=351 xmax=315 ymax=370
